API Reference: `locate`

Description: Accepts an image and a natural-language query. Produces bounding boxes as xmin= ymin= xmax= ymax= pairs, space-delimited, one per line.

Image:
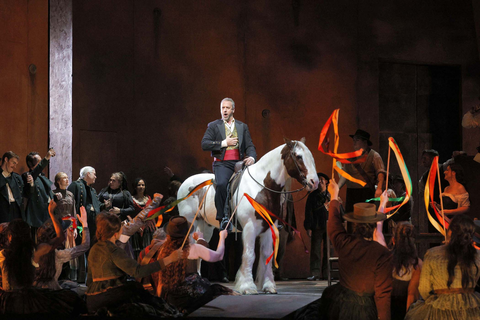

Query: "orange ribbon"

xmin=318 ymin=109 xmax=367 ymax=186
xmin=244 ymin=193 xmax=279 ymax=268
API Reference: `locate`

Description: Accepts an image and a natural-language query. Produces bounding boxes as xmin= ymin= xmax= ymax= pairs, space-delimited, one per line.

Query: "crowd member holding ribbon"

xmin=337 ymin=129 xmax=386 ymax=213
xmin=85 ymin=212 xmax=183 ymax=316
xmin=154 ymin=216 xmax=236 ymax=314
xmin=319 ymin=179 xmax=392 ymax=320
xmin=431 ymin=163 xmax=470 ymax=216
xmin=201 ymin=97 xmax=256 ymax=229
xmin=405 ymin=214 xmax=480 ymax=319
xmin=34 ymin=204 xmax=90 ymax=291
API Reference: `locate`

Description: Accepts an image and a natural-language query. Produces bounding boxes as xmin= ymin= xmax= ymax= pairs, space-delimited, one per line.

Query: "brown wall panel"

xmin=0 ymin=0 xmax=48 ymax=174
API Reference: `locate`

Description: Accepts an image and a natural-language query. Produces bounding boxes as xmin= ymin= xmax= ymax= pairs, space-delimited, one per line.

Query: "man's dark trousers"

xmin=213 ymin=160 xmax=237 ymax=220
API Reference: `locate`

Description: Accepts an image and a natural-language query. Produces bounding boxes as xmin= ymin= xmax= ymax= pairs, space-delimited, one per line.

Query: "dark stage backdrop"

xmin=69 ymin=0 xmax=480 ymax=278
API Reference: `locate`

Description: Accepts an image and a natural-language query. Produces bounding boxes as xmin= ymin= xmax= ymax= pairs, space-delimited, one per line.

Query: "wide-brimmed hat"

xmin=349 ymin=129 xmax=373 ymax=146
xmin=166 ymin=216 xmax=189 ymax=239
xmin=344 ymin=203 xmax=386 ymax=223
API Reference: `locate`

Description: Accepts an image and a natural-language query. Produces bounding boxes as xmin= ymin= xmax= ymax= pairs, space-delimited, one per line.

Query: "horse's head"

xmin=281 ymin=138 xmax=319 ymax=191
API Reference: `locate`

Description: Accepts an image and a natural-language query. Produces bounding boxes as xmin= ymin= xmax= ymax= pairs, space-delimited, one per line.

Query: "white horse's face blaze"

xmin=281 ymin=140 xmax=319 ymax=191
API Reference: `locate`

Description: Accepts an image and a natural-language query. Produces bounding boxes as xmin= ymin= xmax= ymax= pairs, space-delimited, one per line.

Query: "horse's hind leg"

xmin=256 ymin=230 xmax=277 ymax=294
xmin=234 ymin=220 xmax=258 ymax=295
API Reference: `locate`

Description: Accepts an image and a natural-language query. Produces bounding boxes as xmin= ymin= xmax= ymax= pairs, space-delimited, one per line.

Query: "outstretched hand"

xmin=379 ymin=190 xmax=389 ymax=213
xmin=328 ymin=179 xmax=339 ymax=200
xmin=219 ymin=229 xmax=228 ymax=240
xmin=78 ymin=206 xmax=88 ymax=227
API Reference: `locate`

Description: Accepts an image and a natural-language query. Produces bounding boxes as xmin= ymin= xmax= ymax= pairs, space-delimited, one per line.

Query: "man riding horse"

xmin=201 ymin=98 xmax=257 ymax=230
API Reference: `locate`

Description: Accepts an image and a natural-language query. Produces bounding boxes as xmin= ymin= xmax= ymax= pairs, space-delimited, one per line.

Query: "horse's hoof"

xmin=243 ymin=289 xmax=259 ymax=295
xmin=264 ymin=287 xmax=277 ymax=294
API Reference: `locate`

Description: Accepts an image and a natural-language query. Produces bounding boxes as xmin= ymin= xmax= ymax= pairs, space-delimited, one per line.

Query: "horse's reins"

xmin=245 ymin=141 xmax=311 ymax=202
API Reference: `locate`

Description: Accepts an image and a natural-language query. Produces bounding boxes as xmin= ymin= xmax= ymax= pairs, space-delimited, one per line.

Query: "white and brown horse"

xmin=177 ymin=138 xmax=318 ymax=294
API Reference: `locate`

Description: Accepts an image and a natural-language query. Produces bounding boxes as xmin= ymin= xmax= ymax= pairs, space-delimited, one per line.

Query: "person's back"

xmin=406 ymin=214 xmax=480 ymax=320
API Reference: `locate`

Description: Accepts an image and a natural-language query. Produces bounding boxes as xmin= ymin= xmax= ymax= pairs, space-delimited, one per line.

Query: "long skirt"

xmin=86 ymin=281 xmax=180 ymax=317
xmin=319 ymin=283 xmax=377 ymax=320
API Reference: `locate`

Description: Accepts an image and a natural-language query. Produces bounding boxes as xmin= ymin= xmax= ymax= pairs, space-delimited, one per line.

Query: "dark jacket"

xmin=304 ymin=189 xmax=329 ymax=231
xmin=0 ymin=171 xmax=31 ymax=223
xmin=328 ymin=200 xmax=392 ymax=320
xmin=86 ymin=240 xmax=165 ymax=294
xmin=22 ymin=158 xmax=55 ymax=227
xmin=98 ymin=188 xmax=135 ymax=221
xmin=67 ymin=179 xmax=101 ymax=241
xmin=201 ymin=119 xmax=256 ymax=161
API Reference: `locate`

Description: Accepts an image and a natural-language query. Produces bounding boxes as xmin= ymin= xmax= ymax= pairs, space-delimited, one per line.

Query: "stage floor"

xmin=187 ymin=280 xmax=329 ymax=319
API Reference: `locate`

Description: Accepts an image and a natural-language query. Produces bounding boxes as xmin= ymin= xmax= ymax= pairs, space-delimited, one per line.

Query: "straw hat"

xmin=344 ymin=203 xmax=386 ymax=223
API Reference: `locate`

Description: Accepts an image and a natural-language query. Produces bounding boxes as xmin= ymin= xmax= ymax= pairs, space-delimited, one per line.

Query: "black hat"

xmin=317 ymin=172 xmax=329 ymax=181
xmin=166 ymin=216 xmax=189 ymax=239
xmin=349 ymin=129 xmax=372 ymax=146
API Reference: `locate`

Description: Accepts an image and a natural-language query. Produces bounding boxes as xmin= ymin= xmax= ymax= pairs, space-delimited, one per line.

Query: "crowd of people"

xmin=0 ymin=96 xmax=479 ymax=318
xmin=0 ymin=147 xmax=235 ymax=316
xmin=306 ymin=129 xmax=480 ymax=319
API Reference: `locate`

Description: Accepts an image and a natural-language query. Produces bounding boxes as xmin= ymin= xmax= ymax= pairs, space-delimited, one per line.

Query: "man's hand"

xmin=26 ymin=173 xmax=34 ymax=186
xmin=244 ymin=157 xmax=255 ymax=166
xmin=109 ymin=207 xmax=121 ymax=214
xmin=226 ymin=135 xmax=238 ymax=147
xmin=45 ymin=148 xmax=56 ymax=160
xmin=328 ymin=179 xmax=339 ymax=200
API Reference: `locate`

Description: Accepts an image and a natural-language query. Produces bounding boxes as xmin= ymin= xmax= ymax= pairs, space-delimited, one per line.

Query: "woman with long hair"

xmin=390 ymin=222 xmax=422 ymax=320
xmin=0 ymin=202 xmax=85 ymax=315
xmin=34 ymin=206 xmax=89 ymax=290
xmin=405 ymin=214 xmax=480 ymax=319
xmin=154 ymin=216 xmax=236 ymax=314
xmin=432 ymin=163 xmax=470 ymax=215
xmin=85 ymin=212 xmax=182 ymax=316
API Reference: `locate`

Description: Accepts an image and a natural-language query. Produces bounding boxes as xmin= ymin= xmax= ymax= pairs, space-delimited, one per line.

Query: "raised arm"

xmin=56 ymin=206 xmax=90 ymax=263
xmin=374 ymin=190 xmax=389 ymax=248
xmin=189 ymin=230 xmax=228 ymax=262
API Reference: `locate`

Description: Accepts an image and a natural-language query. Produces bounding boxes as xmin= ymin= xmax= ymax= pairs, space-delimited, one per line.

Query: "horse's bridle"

xmin=246 ymin=141 xmax=309 ymax=195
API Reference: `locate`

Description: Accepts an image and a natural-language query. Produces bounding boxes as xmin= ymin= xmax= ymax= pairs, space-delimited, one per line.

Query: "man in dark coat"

xmin=201 ymin=97 xmax=256 ymax=228
xmin=0 ymin=151 xmax=33 ymax=223
xmin=304 ymin=172 xmax=330 ymax=280
xmin=22 ymin=148 xmax=56 ymax=227
xmin=68 ymin=166 xmax=101 ymax=241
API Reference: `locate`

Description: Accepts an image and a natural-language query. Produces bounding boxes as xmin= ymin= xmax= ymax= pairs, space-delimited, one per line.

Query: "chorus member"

xmin=131 ymin=177 xmax=157 ymax=259
xmin=22 ymin=149 xmax=56 ymax=228
xmin=375 ymin=217 xmax=422 ymax=320
xmin=338 ymin=129 xmax=386 ymax=212
xmin=319 ymin=179 xmax=392 ymax=320
xmin=68 ymin=166 xmax=101 ymax=241
xmin=201 ymin=98 xmax=256 ymax=229
xmin=431 ymin=163 xmax=470 ymax=215
xmin=0 ymin=203 xmax=85 ymax=315
xmin=304 ymin=172 xmax=329 ymax=281
xmin=405 ymin=215 xmax=480 ymax=319
xmin=85 ymin=212 xmax=182 ymax=315
xmin=0 ymin=151 xmax=31 ymax=223
xmin=34 ymin=206 xmax=89 ymax=290
xmin=155 ymin=216 xmax=236 ymax=314
xmin=98 ymin=172 xmax=135 ymax=221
